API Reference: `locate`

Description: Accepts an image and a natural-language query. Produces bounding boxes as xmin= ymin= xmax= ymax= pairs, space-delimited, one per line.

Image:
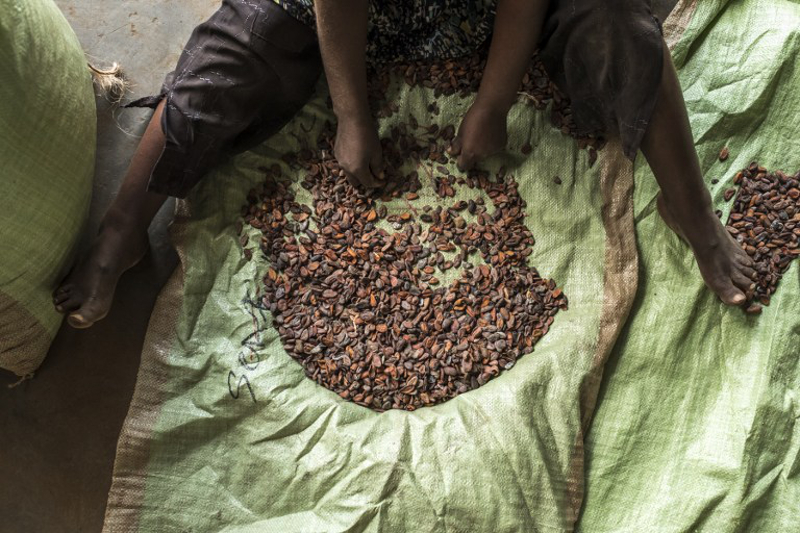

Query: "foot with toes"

xmin=657 ymin=193 xmax=756 ymax=306
xmin=54 ymin=223 xmax=149 ymax=328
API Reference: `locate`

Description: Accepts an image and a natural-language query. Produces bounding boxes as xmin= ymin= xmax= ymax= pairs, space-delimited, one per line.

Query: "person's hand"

xmin=449 ymin=102 xmax=508 ymax=171
xmin=334 ymin=118 xmax=384 ymax=190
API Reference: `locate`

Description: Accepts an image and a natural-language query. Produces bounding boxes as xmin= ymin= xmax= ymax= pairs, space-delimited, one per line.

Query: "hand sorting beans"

xmin=369 ymin=53 xmax=606 ymax=157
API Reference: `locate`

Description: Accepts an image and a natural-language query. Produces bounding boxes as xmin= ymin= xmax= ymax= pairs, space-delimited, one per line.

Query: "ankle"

xmin=99 ymin=209 xmax=147 ymax=238
xmin=661 ymin=190 xmax=715 ymax=223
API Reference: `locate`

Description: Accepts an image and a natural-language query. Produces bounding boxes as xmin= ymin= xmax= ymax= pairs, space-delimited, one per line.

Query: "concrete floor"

xmin=0 ymin=1 xmax=678 ymax=532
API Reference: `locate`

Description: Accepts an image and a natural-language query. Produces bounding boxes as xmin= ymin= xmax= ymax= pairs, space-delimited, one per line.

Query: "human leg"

xmin=54 ymin=101 xmax=168 ymax=328
xmin=54 ymin=1 xmax=322 ymax=328
xmin=642 ymin=43 xmax=756 ymax=305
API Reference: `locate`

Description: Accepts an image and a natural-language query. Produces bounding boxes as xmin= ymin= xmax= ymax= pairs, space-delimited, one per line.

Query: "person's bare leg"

xmin=53 ymin=100 xmax=168 ymax=328
xmin=642 ymin=42 xmax=755 ymax=306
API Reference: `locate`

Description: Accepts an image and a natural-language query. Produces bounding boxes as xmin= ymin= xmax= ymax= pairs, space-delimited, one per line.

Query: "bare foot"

xmin=657 ymin=194 xmax=756 ymax=306
xmin=53 ymin=222 xmax=149 ymax=328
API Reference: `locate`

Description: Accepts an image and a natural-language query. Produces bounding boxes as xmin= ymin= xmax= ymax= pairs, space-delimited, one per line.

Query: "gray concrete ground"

xmin=0 ymin=1 xmax=678 ymax=532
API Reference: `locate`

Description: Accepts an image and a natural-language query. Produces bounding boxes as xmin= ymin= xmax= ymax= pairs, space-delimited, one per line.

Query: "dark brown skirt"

xmin=129 ymin=1 xmax=323 ymax=198
xmin=538 ymin=0 xmax=664 ymax=160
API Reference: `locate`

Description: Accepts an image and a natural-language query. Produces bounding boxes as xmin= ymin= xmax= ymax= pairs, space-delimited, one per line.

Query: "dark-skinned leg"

xmin=52 ymin=1 xmax=322 ymax=329
xmin=53 ymin=100 xmax=168 ymax=328
xmin=642 ymin=42 xmax=756 ymax=305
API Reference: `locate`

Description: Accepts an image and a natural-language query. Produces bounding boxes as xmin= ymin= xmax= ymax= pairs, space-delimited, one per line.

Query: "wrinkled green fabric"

xmin=579 ymin=1 xmax=800 ymax=531
xmin=106 ymin=1 xmax=800 ymax=531
xmin=0 ymin=0 xmax=95 ymax=375
xmin=109 ymin=70 xmax=624 ymax=532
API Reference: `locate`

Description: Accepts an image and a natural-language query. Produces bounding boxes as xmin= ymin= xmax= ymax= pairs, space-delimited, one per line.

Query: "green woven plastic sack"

xmin=103 ymin=45 xmax=642 ymax=533
xmin=0 ymin=0 xmax=95 ymax=376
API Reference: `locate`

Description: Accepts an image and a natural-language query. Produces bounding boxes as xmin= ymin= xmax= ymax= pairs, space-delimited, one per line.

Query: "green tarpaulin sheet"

xmin=104 ymin=1 xmax=799 ymax=531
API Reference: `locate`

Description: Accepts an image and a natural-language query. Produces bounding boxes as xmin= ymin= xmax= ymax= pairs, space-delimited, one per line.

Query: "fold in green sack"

xmin=0 ymin=0 xmax=96 ymax=376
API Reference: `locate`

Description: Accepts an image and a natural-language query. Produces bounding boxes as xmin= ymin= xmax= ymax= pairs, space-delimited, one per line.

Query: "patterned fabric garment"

xmin=272 ymin=0 xmax=496 ymax=63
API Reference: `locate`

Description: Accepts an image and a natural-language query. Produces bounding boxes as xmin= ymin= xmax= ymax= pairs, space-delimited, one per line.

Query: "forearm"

xmin=315 ymin=0 xmax=371 ymax=123
xmin=477 ymin=0 xmax=549 ymax=112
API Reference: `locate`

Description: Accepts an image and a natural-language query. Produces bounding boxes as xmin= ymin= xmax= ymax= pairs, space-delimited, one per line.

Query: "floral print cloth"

xmin=272 ymin=0 xmax=496 ymax=63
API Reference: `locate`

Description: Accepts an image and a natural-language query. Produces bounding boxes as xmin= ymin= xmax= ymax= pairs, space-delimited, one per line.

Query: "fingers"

xmin=345 ymin=167 xmax=375 ymax=190
xmin=457 ymin=151 xmax=478 ymax=172
xmin=342 ymin=144 xmax=386 ymax=191
xmin=450 ymin=135 xmax=497 ymax=172
xmin=345 ymin=164 xmax=383 ymax=191
xmin=448 ymin=133 xmax=477 ymax=171
xmin=333 ymin=120 xmax=385 ymax=192
xmin=448 ymin=136 xmax=463 ymax=157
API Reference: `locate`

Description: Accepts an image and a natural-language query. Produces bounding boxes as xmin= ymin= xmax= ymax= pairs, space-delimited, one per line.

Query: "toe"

xmin=734 ymin=245 xmax=753 ymax=260
xmin=66 ymin=299 xmax=108 ymax=329
xmin=53 ymin=291 xmax=72 ymax=305
xmin=55 ymin=296 xmax=82 ymax=314
xmin=53 ymin=284 xmax=74 ymax=298
xmin=735 ymin=262 xmax=757 ymax=279
xmin=715 ymin=280 xmax=747 ymax=306
xmin=731 ymin=270 xmax=756 ymax=293
xmin=736 ymin=253 xmax=755 ymax=269
xmin=67 ymin=312 xmax=95 ymax=329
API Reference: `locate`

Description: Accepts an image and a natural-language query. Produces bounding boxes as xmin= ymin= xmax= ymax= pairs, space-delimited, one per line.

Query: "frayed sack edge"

xmin=88 ymin=62 xmax=128 ymax=104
